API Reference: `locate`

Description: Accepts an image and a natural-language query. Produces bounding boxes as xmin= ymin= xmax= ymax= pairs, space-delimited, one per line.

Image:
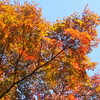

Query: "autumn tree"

xmin=0 ymin=0 xmax=100 ymax=100
xmin=74 ymin=71 xmax=100 ymax=100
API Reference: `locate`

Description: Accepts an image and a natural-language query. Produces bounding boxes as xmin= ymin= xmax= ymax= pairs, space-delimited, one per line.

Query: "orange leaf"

xmin=26 ymin=56 xmax=35 ymax=60
xmin=72 ymin=62 xmax=80 ymax=70
xmin=68 ymin=94 xmax=78 ymax=100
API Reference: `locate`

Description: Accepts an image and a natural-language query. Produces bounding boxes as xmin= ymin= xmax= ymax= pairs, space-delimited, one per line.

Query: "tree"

xmin=0 ymin=0 xmax=100 ymax=99
xmin=75 ymin=71 xmax=100 ymax=100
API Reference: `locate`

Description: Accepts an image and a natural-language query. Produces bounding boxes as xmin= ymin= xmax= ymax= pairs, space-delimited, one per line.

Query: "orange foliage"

xmin=68 ymin=94 xmax=78 ymax=100
xmin=0 ymin=0 xmax=100 ymax=100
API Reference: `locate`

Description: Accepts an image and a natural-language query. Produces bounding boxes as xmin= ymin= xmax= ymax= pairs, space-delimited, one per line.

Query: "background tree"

xmin=0 ymin=0 xmax=100 ymax=100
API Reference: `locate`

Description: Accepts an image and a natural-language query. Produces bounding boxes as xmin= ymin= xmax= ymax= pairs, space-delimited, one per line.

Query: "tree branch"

xmin=0 ymin=45 xmax=5 ymax=64
xmin=0 ymin=44 xmax=71 ymax=98
xmin=13 ymin=47 xmax=25 ymax=83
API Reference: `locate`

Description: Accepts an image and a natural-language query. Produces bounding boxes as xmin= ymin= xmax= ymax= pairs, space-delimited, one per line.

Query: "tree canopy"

xmin=0 ymin=0 xmax=100 ymax=100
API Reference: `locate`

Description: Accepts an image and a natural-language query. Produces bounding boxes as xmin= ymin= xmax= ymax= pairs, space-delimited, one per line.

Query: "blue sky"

xmin=10 ymin=0 xmax=100 ymax=76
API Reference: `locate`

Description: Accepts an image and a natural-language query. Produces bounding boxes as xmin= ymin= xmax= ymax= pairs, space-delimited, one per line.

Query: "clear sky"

xmin=10 ymin=0 xmax=100 ymax=76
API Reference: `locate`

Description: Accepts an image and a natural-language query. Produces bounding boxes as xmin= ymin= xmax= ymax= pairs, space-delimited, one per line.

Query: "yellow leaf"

xmin=96 ymin=86 xmax=100 ymax=92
